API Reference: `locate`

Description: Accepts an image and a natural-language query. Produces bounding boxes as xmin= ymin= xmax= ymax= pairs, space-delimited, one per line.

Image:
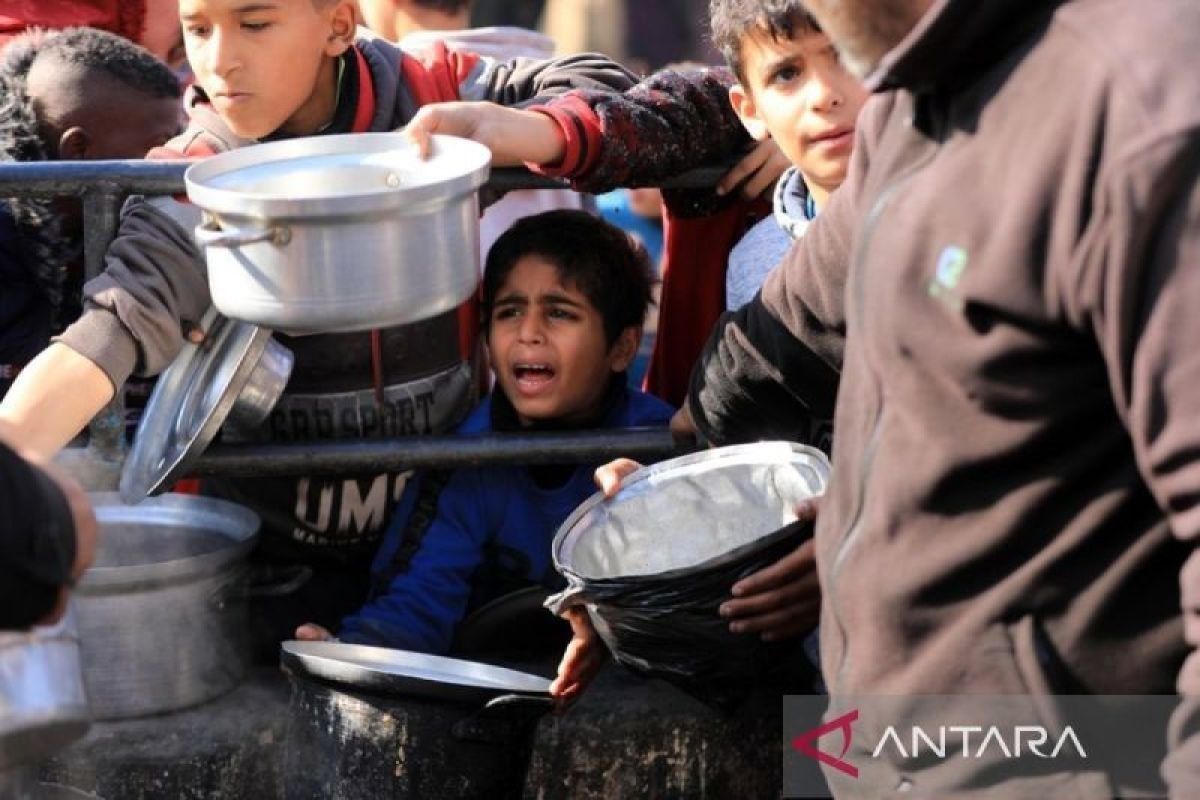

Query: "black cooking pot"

xmin=280 ymin=641 xmax=553 ymax=800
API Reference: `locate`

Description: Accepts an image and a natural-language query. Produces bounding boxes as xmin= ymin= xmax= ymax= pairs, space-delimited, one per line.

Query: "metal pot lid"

xmin=281 ymin=641 xmax=551 ymax=704
xmin=119 ymin=310 xmax=273 ymax=504
xmin=185 ymin=133 xmax=491 ymax=221
xmin=552 ymin=442 xmax=831 ymax=582
xmin=80 ymin=493 xmax=260 ymax=590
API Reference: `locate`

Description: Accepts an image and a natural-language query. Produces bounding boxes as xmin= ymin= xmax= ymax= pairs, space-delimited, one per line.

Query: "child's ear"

xmin=324 ymin=1 xmax=357 ymax=57
xmin=57 ymin=127 xmax=89 ymax=160
xmin=729 ymin=84 xmax=770 ymax=142
xmin=608 ymin=326 xmax=641 ymax=374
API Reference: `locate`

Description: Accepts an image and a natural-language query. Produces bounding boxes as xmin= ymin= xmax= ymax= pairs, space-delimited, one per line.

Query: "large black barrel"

xmin=280 ymin=642 xmax=552 ymax=800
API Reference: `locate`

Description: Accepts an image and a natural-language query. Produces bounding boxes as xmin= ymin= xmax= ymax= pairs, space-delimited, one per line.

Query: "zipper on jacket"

xmin=825 ymin=97 xmax=947 ymax=697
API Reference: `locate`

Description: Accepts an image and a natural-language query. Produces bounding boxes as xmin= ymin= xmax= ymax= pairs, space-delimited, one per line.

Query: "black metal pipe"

xmin=0 ymin=159 xmax=732 ymax=197
xmin=193 ymin=428 xmax=693 ymax=477
xmin=0 ymin=160 xmax=186 ymax=197
xmin=0 ymin=157 xmax=722 ymax=476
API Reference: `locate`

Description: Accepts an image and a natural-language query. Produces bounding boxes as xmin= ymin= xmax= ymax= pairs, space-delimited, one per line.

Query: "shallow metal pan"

xmin=281 ymin=640 xmax=551 ymax=706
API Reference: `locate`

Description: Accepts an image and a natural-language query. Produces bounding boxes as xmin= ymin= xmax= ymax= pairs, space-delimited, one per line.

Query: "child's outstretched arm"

xmin=406 ymin=67 xmax=759 ymax=195
xmin=403 ymin=102 xmax=566 ymax=167
xmin=0 ymin=343 xmax=114 ymax=458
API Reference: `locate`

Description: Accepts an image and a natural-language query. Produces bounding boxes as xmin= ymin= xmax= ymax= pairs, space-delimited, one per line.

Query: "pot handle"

xmin=223 ymin=563 xmax=314 ymax=599
xmin=450 ymin=693 xmax=555 ymax=744
xmin=196 ymin=221 xmax=292 ymax=249
xmin=244 ymin=564 xmax=314 ymax=598
xmin=481 ymin=693 xmax=556 ymax=714
xmin=208 ymin=564 xmax=314 ymax=608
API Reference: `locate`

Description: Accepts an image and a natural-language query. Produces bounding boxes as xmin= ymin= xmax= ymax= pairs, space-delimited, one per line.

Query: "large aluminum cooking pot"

xmin=74 ymin=493 xmax=260 ymax=719
xmin=281 ymin=641 xmax=552 ymax=800
xmin=185 ymin=133 xmax=492 ymax=335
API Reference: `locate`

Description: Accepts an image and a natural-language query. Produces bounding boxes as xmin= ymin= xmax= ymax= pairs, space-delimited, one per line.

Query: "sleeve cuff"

xmin=54 ymin=307 xmax=139 ymax=393
xmin=525 ymin=95 xmax=602 ymax=181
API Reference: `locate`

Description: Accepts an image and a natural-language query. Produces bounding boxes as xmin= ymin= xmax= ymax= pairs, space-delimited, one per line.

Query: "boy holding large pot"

xmin=297 ymin=211 xmax=674 ymax=693
xmin=0 ymin=0 xmax=637 ymax=658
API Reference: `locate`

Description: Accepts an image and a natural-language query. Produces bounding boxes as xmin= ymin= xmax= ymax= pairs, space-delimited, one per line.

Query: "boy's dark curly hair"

xmin=0 ymin=27 xmax=180 ymax=313
xmin=709 ymin=0 xmax=822 ymax=83
xmin=482 ymin=210 xmax=656 ymax=348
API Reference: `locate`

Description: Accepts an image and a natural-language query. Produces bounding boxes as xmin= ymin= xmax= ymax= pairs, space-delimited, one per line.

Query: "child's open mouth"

xmin=513 ymin=362 xmax=556 ymax=392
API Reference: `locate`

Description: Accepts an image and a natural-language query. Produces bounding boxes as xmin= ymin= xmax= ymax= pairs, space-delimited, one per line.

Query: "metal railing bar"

xmin=0 ymin=159 xmax=731 ymax=197
xmin=0 ymin=156 xmax=720 ymax=477
xmin=192 ymin=428 xmax=694 ymax=477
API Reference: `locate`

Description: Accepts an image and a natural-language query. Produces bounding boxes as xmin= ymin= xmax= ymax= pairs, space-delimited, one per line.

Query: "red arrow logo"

xmin=792 ymin=709 xmax=860 ymax=778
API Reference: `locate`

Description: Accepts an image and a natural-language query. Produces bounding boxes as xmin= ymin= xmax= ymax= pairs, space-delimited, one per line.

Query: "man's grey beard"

xmin=804 ymin=0 xmax=932 ymax=79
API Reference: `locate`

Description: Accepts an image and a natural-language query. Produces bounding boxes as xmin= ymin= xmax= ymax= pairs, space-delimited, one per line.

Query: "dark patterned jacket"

xmin=0 ymin=37 xmax=80 ymax=397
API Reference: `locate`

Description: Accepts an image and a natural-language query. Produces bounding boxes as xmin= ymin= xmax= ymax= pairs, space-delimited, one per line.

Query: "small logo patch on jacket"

xmin=928 ymin=245 xmax=968 ymax=311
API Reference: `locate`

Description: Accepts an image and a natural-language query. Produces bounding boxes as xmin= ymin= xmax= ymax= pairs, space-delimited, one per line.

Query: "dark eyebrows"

xmin=762 ymin=53 xmax=803 ymax=78
xmin=492 ymin=293 xmax=527 ymax=307
xmin=540 ymin=293 xmax=586 ymax=309
xmin=181 ymin=3 xmax=279 ymax=21
xmin=492 ymin=292 xmax=585 ymax=309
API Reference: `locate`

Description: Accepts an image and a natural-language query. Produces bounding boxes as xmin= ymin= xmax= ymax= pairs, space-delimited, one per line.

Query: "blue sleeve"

xmin=337 ymin=468 xmax=490 ymax=654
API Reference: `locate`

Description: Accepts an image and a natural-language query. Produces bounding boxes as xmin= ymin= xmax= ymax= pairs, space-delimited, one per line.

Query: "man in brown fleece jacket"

xmin=406 ymin=0 xmax=1200 ymax=793
xmin=671 ymin=0 xmax=1200 ymax=795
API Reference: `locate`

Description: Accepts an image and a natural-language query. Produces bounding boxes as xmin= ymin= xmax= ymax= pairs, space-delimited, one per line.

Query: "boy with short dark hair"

xmin=0 ymin=0 xmax=636 ymax=647
xmin=0 ymin=27 xmax=181 ymax=397
xmin=297 ymin=210 xmax=674 ymax=657
xmin=709 ymin=0 xmax=867 ymax=310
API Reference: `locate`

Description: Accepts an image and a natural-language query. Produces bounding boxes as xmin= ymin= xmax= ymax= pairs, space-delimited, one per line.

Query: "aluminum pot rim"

xmin=551 ymin=441 xmax=830 ymax=583
xmin=184 ymin=132 xmax=491 ymax=221
xmin=119 ymin=312 xmax=273 ymax=503
xmin=79 ymin=493 xmax=260 ymax=590
xmin=280 ymin=640 xmax=552 ymax=706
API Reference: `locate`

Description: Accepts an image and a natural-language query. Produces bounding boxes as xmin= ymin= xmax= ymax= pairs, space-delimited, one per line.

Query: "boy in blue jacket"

xmin=296 ymin=210 xmax=674 ymax=657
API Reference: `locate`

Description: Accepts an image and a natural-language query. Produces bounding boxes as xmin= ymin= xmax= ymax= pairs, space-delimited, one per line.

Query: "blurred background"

xmin=471 ymin=0 xmax=719 ymax=73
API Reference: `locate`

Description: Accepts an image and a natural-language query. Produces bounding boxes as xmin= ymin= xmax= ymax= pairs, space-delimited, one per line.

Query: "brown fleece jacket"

xmin=687 ymin=0 xmax=1200 ymax=794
